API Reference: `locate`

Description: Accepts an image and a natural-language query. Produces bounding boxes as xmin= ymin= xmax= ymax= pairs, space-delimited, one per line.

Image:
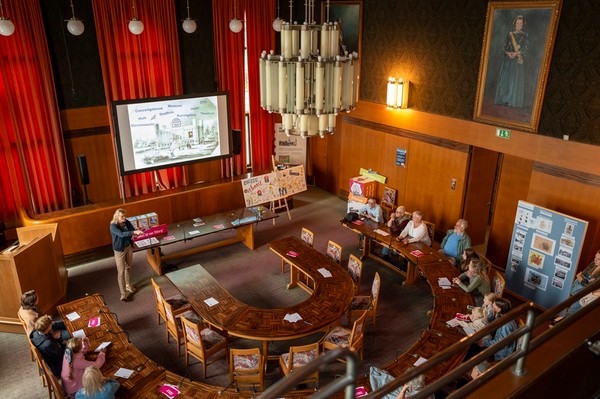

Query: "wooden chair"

xmin=17 ymin=310 xmax=35 ymax=363
xmin=180 ymin=315 xmax=227 ymax=379
xmin=348 ymin=272 xmax=381 ymax=330
xmin=423 ymin=220 xmax=435 ymax=246
xmin=326 ymin=240 xmax=343 ymax=265
xmin=322 ymin=310 xmax=368 ymax=360
xmin=381 ymin=202 xmax=394 ymax=223
xmin=30 ymin=342 xmax=51 ymax=398
xmin=278 ymin=342 xmax=320 ymax=389
xmin=40 ymin=352 xmax=65 ymax=399
xmin=490 ymin=269 xmax=506 ymax=298
xmin=229 ymin=347 xmax=264 ymax=393
xmin=163 ymin=299 xmax=201 ymax=356
xmin=347 ymin=254 xmax=363 ymax=296
xmin=151 ymin=278 xmax=192 ymax=326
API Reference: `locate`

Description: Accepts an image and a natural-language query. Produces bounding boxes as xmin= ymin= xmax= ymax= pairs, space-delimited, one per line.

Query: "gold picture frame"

xmin=473 ymin=0 xmax=562 ymax=132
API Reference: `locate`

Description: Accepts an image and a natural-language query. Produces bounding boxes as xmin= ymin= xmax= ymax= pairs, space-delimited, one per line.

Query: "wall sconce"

xmin=66 ymin=0 xmax=85 ymax=36
xmin=386 ymin=77 xmax=409 ymax=109
xmin=181 ymin=0 xmax=197 ymax=34
xmin=0 ymin=0 xmax=15 ymax=37
xmin=128 ymin=0 xmax=144 ymax=35
xmin=229 ymin=0 xmax=243 ymax=33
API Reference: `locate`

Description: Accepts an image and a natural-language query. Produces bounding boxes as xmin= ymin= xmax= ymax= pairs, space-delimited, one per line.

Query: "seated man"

xmin=439 ymin=219 xmax=471 ymax=266
xmin=357 ymin=197 xmax=383 ymax=249
xmin=358 ymin=196 xmax=383 ymax=223
xmin=382 ymin=206 xmax=411 ymax=260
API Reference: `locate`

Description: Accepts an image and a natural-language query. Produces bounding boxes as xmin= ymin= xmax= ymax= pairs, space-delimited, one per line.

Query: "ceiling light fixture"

xmin=128 ymin=0 xmax=144 ymax=35
xmin=272 ymin=0 xmax=283 ymax=32
xmin=181 ymin=0 xmax=196 ymax=34
xmin=229 ymin=0 xmax=243 ymax=33
xmin=259 ymin=0 xmax=359 ymax=138
xmin=65 ymin=0 xmax=84 ymax=36
xmin=0 ymin=0 xmax=15 ymax=37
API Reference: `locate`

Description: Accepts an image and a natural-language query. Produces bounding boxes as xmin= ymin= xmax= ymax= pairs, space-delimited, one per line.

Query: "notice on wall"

xmin=505 ymin=200 xmax=588 ymax=309
xmin=241 ymin=165 xmax=307 ymax=207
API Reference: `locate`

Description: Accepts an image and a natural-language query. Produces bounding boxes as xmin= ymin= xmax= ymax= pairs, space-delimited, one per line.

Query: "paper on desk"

xmin=438 ymin=277 xmax=452 ymax=288
xmin=72 ymin=329 xmax=86 ymax=338
xmin=284 ymin=313 xmax=303 ymax=323
xmin=413 ymin=356 xmax=427 ymax=367
xmin=94 ymin=341 xmax=111 ymax=352
xmin=114 ymin=368 xmax=134 ymax=379
xmin=134 ymin=237 xmax=159 ymax=248
xmin=159 ymin=384 xmax=181 ymax=399
xmin=374 ymin=229 xmax=389 ymax=236
xmin=446 ymin=318 xmax=460 ymax=327
xmin=188 ymin=230 xmax=200 ymax=235
xmin=317 ymin=268 xmax=332 ymax=278
xmin=204 ymin=297 xmax=219 ymax=306
xmin=66 ymin=312 xmax=80 ymax=321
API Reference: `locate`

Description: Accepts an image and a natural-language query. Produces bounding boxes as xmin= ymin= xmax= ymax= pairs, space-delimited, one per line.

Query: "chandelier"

xmin=259 ymin=0 xmax=359 ymax=138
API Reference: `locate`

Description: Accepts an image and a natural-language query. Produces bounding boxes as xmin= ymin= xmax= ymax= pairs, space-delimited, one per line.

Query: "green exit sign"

xmin=496 ymin=128 xmax=511 ymax=139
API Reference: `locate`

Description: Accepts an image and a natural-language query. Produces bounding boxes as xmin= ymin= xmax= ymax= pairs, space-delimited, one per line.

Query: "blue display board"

xmin=505 ymin=201 xmax=588 ymax=309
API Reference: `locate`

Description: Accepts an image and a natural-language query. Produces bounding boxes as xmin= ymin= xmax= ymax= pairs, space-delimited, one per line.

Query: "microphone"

xmin=136 ymin=356 xmax=152 ymax=372
xmin=177 ymin=369 xmax=191 ymax=389
xmin=98 ymin=309 xmax=120 ymax=325
xmin=106 ymin=329 xmax=130 ymax=343
xmin=85 ymin=292 xmax=107 ymax=306
xmin=217 ymin=380 xmax=235 ymax=395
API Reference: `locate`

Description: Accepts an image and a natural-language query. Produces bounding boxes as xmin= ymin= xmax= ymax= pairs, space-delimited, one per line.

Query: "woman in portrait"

xmin=494 ymin=15 xmax=529 ymax=108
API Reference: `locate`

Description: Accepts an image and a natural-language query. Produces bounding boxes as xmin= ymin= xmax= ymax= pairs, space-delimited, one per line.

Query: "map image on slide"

xmin=128 ymin=97 xmax=221 ymax=169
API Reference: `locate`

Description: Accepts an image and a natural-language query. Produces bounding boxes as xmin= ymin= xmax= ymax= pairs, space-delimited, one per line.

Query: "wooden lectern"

xmin=0 ymin=224 xmax=67 ymax=333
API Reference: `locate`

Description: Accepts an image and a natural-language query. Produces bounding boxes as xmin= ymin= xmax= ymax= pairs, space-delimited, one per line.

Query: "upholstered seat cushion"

xmin=165 ymin=294 xmax=189 ymax=310
xmin=324 ymin=326 xmax=351 ymax=347
xmin=349 ymin=295 xmax=372 ymax=311
xmin=200 ymin=328 xmax=226 ymax=349
xmin=280 ymin=348 xmax=318 ymax=367
xmin=176 ymin=311 xmax=201 ymax=329
xmin=233 ymin=353 xmax=260 ymax=371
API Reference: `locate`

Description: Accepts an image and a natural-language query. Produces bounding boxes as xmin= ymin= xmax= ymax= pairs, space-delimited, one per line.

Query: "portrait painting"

xmin=474 ymin=1 xmax=562 ymax=132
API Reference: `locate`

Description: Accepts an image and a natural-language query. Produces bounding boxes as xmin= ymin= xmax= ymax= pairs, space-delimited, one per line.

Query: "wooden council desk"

xmin=135 ymin=206 xmax=277 ymax=275
xmin=166 ymin=236 xmax=354 ymax=358
xmin=341 ymin=219 xmax=442 ymax=285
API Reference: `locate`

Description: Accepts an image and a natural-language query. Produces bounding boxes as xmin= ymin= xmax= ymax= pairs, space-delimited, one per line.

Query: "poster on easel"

xmin=241 ymin=165 xmax=307 ymax=207
xmin=273 ymin=123 xmax=307 ymax=169
xmin=505 ymin=200 xmax=588 ymax=309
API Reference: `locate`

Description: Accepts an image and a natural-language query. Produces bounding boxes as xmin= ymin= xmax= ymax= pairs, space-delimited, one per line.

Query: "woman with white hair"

xmin=75 ymin=366 xmax=119 ymax=399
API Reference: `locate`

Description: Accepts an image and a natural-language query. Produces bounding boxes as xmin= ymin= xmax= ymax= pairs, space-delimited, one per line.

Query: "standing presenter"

xmin=110 ymin=209 xmax=142 ymax=302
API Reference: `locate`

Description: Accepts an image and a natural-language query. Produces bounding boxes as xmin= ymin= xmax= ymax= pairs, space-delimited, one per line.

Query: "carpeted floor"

xmin=0 ymin=186 xmax=434 ymax=398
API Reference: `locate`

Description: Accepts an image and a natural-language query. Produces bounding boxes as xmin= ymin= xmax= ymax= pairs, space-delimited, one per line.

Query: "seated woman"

xmin=459 ymin=248 xmax=479 ymax=272
xmin=75 ymin=366 xmax=120 ymax=399
xmin=452 ymin=259 xmax=491 ymax=306
xmin=570 ymin=250 xmax=600 ymax=296
xmin=62 ymin=337 xmax=107 ymax=396
xmin=30 ymin=315 xmax=66 ymax=378
xmin=397 ymin=211 xmax=431 ymax=246
xmin=480 ymin=298 xmax=518 ymax=361
xmin=565 ymin=287 xmax=600 ymax=317
xmin=19 ymin=290 xmax=70 ymax=340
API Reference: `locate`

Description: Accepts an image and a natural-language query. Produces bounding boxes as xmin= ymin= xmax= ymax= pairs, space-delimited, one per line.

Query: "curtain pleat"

xmin=93 ymin=0 xmax=186 ymax=197
xmin=245 ymin=0 xmax=276 ymax=173
xmin=212 ymin=0 xmax=246 ymax=177
xmin=0 ymin=0 xmax=71 ymax=221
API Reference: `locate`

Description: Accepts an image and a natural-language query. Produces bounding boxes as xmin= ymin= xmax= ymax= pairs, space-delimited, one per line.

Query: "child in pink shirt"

xmin=61 ymin=337 xmax=107 ymax=396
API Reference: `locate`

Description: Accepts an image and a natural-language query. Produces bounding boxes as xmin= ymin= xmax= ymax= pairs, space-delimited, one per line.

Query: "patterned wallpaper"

xmin=359 ymin=0 xmax=600 ymax=145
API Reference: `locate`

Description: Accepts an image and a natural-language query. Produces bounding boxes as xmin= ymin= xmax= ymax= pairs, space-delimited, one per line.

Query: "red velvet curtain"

xmin=0 ymin=0 xmax=71 ymax=221
xmin=212 ymin=0 xmax=246 ymax=177
xmin=245 ymin=0 xmax=276 ymax=173
xmin=93 ymin=0 xmax=186 ymax=197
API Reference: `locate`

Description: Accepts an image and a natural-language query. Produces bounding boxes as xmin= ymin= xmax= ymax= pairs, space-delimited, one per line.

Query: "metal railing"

xmin=258 ymin=279 xmax=600 ymax=399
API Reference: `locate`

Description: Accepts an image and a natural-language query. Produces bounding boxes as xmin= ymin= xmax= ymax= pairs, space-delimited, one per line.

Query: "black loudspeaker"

xmin=232 ymin=129 xmax=242 ymax=155
xmin=77 ymin=154 xmax=90 ymax=185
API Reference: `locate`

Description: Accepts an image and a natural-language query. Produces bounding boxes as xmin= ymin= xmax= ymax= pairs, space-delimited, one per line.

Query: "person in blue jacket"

xmin=75 ymin=366 xmax=120 ymax=399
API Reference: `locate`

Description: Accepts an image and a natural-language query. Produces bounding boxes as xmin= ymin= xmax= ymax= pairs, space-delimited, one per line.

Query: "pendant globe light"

xmin=181 ymin=0 xmax=196 ymax=34
xmin=0 ymin=0 xmax=15 ymax=37
xmin=272 ymin=0 xmax=283 ymax=32
xmin=65 ymin=0 xmax=84 ymax=36
xmin=229 ymin=0 xmax=242 ymax=33
xmin=128 ymin=0 xmax=144 ymax=35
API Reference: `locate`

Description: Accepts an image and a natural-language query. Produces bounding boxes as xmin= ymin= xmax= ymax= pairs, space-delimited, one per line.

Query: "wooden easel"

xmin=270 ymin=155 xmax=292 ymax=224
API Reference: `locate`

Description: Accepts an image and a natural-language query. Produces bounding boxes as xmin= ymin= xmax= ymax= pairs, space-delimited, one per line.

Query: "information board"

xmin=241 ymin=165 xmax=307 ymax=207
xmin=273 ymin=123 xmax=307 ymax=169
xmin=505 ymin=200 xmax=588 ymax=309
